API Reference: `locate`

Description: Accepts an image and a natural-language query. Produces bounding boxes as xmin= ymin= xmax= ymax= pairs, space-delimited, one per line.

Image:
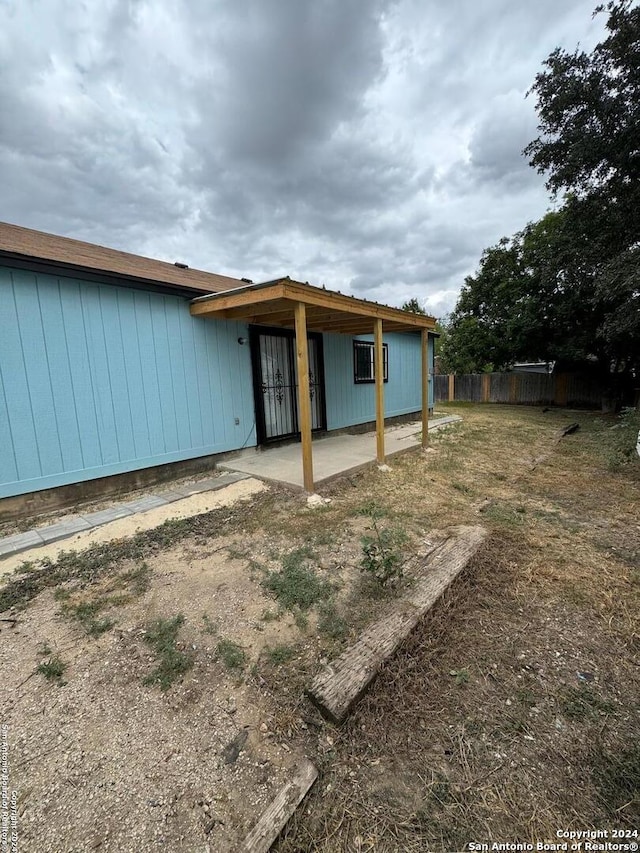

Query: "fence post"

xmin=555 ymin=373 xmax=569 ymax=407
xmin=448 ymin=374 xmax=455 ymax=402
xmin=482 ymin=373 xmax=490 ymax=403
xmin=509 ymin=374 xmax=519 ymax=404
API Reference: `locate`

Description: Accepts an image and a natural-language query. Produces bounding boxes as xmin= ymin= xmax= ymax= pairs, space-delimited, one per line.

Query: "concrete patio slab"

xmin=219 ymin=416 xmax=461 ymax=490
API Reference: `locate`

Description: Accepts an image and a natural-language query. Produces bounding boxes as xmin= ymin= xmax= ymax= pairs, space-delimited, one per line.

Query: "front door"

xmin=250 ymin=326 xmax=326 ymax=443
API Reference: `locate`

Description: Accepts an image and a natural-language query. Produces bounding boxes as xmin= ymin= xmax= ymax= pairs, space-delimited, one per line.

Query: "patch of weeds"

xmin=215 ymin=638 xmax=247 ymax=671
xmin=201 ymin=613 xmax=218 ymax=635
xmin=14 ymin=560 xmax=36 ymax=575
xmin=429 ymin=778 xmax=455 ymax=805
xmin=262 ymin=549 xmax=333 ymax=612
xmin=247 ymin=558 xmax=267 ymax=577
xmin=143 ymin=614 xmax=193 ymax=691
xmin=360 ymin=518 xmax=407 ymax=589
xmin=36 ymin=641 xmax=53 ymax=657
xmin=53 ymin=587 xmax=72 ymax=602
xmin=500 ymin=712 xmax=531 ymax=735
xmin=451 ymin=480 xmax=472 ymax=494
xmin=449 ymin=668 xmax=470 ymax=686
xmin=226 ymin=544 xmax=249 ymax=560
xmin=590 ymin=742 xmax=640 ymax=825
xmin=559 ymin=685 xmax=617 ymax=721
xmin=355 ymin=500 xmax=389 ymax=520
xmin=293 ymin=609 xmax=309 ymax=631
xmin=515 ymin=688 xmax=537 ymax=707
xmin=265 ymin=643 xmax=297 ymax=665
xmin=59 ymin=597 xmax=118 ymax=637
xmin=55 ymin=562 xmax=151 ymax=637
xmin=261 ymin=608 xmax=280 ymax=622
xmin=36 ymin=654 xmax=67 ymax=685
xmin=483 ymin=501 xmax=527 ymax=528
xmin=118 ymin=562 xmax=152 ymax=596
xmin=317 ymin=602 xmax=348 ymax=640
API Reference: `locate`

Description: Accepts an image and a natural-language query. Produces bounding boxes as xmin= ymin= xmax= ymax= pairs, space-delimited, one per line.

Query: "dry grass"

xmin=270 ymin=405 xmax=640 ymax=851
xmin=3 ymin=404 xmax=638 ymax=850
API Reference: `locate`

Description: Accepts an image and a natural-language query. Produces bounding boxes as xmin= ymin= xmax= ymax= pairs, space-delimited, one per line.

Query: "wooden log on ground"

xmin=558 ymin=422 xmax=580 ymax=438
xmin=307 ymin=525 xmax=487 ymax=723
xmin=241 ymin=758 xmax=318 ymax=853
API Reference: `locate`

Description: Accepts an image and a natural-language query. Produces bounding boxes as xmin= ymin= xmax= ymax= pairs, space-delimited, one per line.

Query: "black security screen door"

xmin=250 ymin=327 xmax=327 ymax=443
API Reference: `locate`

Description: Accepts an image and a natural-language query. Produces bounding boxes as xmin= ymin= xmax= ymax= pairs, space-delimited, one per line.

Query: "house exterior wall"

xmin=0 ymin=266 xmax=255 ymax=499
xmin=0 ymin=263 xmax=434 ymax=500
xmin=322 ymin=331 xmax=434 ymax=431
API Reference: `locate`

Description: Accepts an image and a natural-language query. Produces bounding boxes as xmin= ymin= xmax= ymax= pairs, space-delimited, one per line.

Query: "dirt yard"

xmin=1 ymin=404 xmax=639 ymax=852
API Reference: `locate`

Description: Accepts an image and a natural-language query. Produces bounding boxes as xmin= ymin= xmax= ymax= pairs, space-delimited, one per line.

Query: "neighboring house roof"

xmin=0 ymin=221 xmax=247 ymax=296
xmin=511 ymin=362 xmax=555 ymax=374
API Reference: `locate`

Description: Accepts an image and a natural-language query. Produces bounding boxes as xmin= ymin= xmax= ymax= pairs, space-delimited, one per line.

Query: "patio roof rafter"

xmin=189 ymin=277 xmax=436 ymax=493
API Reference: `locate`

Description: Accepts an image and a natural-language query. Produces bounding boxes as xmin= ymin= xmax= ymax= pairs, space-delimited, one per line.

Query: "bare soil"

xmin=1 ymin=404 xmax=639 ymax=852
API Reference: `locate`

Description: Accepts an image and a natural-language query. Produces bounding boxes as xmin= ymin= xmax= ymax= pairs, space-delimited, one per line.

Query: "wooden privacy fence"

xmin=434 ymin=373 xmax=604 ymax=408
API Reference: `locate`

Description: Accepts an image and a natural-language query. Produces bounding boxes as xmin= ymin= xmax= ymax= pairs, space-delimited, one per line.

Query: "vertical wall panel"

xmin=116 ymin=289 xmax=152 ymax=460
xmin=59 ymin=280 xmax=103 ymax=468
xmin=36 ymin=278 xmax=84 ymax=472
xmin=0 ymin=273 xmax=42 ymax=480
xmin=100 ymin=287 xmax=137 ymax=462
xmin=13 ymin=270 xmax=65 ymax=476
xmin=132 ymin=291 xmax=165 ymax=456
xmin=0 ymin=368 xmax=18 ymax=484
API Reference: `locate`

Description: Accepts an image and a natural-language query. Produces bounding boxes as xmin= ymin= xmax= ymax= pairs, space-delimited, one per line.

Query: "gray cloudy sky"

xmin=0 ymin=0 xmax=605 ymax=316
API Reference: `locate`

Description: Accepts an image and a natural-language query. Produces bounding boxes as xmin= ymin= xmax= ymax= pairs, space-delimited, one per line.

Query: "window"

xmin=353 ymin=340 xmax=388 ymax=384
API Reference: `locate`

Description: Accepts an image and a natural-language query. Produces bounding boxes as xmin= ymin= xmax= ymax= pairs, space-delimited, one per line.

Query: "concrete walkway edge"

xmin=0 ymin=471 xmax=250 ymax=560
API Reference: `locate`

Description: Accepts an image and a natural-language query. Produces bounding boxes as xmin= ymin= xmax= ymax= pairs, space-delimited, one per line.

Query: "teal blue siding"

xmin=0 ymin=267 xmax=256 ymax=498
xmin=323 ymin=332 xmax=434 ymax=430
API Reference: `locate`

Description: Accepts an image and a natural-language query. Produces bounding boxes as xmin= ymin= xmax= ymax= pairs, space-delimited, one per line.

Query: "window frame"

xmin=353 ymin=339 xmax=389 ymax=384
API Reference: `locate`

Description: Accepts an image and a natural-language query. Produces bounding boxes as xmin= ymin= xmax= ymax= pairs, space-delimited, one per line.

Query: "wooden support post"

xmin=448 ymin=373 xmax=455 ymax=402
xmin=374 ymin=318 xmax=385 ymax=464
xmin=294 ymin=302 xmax=314 ymax=493
xmin=482 ymin=373 xmax=491 ymax=403
xmin=421 ymin=329 xmax=429 ymax=448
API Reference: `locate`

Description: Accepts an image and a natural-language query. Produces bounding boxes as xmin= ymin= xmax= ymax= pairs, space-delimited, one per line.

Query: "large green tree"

xmin=447 ymin=1 xmax=640 ymax=386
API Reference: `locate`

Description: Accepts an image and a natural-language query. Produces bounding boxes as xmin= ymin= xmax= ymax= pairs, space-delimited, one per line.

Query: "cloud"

xmin=0 ymin=0 xmax=608 ymax=316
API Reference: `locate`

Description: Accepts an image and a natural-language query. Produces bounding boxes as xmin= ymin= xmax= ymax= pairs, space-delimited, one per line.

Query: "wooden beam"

xmin=307 ymin=319 xmax=377 ymax=334
xmin=374 ymin=318 xmax=385 ymax=465
xmin=307 ymin=526 xmax=488 ymax=722
xmin=190 ymin=282 xmax=287 ymax=315
xmin=241 ymin=759 xmax=318 ymax=852
xmin=421 ymin=328 xmax=429 ymax=449
xmin=294 ymin=301 xmax=314 ymax=493
xmin=282 ymin=282 xmax=435 ymax=329
xmin=221 ymin=303 xmax=293 ymax=322
xmin=448 ymin=373 xmax=455 ymax=402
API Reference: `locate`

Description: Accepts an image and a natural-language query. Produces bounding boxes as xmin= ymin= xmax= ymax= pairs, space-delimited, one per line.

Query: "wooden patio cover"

xmin=190 ymin=277 xmax=436 ymax=493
